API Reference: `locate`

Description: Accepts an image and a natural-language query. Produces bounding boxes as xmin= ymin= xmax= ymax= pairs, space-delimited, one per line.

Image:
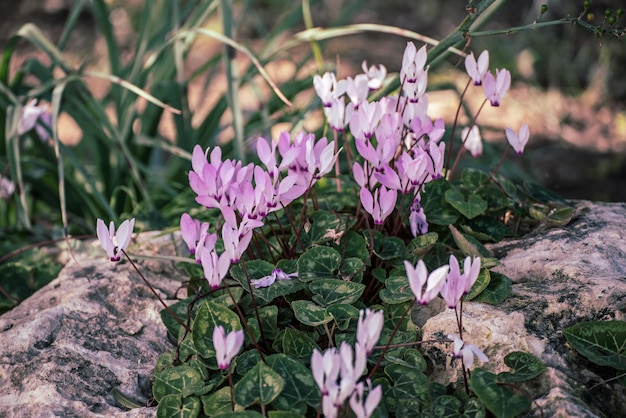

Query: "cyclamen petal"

xmin=505 ymin=123 xmax=530 ymax=155
xmin=465 ymin=50 xmax=489 ymax=85
xmin=213 ymin=326 xmax=244 ymax=370
xmin=96 ymin=218 xmax=135 ymax=262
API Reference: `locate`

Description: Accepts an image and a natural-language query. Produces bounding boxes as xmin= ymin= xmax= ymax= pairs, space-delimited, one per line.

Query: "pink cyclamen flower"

xmin=409 ymin=203 xmax=428 ymax=237
xmin=360 ymin=186 xmax=397 ymax=225
xmin=201 ymin=248 xmax=231 ymax=289
xmin=314 ymin=72 xmax=345 ymax=107
xmin=439 ymin=255 xmax=466 ymax=309
xmin=250 ymin=269 xmax=298 ymax=289
xmin=361 ymin=61 xmax=387 ymax=89
xmin=505 ymin=124 xmax=530 ymax=155
xmin=404 ymin=259 xmax=449 ymax=305
xmin=213 ymin=325 xmax=244 ymax=370
xmin=0 ymin=175 xmax=15 ymax=200
xmin=96 ymin=218 xmax=135 ymax=262
xmin=18 ymin=99 xmax=52 ymax=141
xmin=483 ymin=69 xmax=511 ymax=106
xmin=465 ymin=50 xmax=489 ymax=86
xmin=462 ymin=126 xmax=482 ymax=158
xmin=356 ymin=308 xmax=384 ymax=355
xmin=180 ymin=213 xmax=209 ymax=255
xmin=311 ymin=347 xmax=341 ymax=396
xmin=448 ymin=334 xmax=488 ymax=370
xmin=349 ymin=380 xmax=382 ymax=418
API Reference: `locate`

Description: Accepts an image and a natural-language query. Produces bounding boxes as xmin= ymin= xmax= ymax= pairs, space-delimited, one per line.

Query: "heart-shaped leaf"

xmin=297 ymin=247 xmax=342 ymax=282
xmin=498 ymin=351 xmax=547 ymax=383
xmin=564 ymin=321 xmax=626 ymax=370
xmin=309 ymin=279 xmax=365 ymax=306
xmin=471 ymin=272 xmax=511 ymax=305
xmin=234 ymin=362 xmax=284 ymax=407
xmin=470 ymin=368 xmax=531 ymax=418
xmin=291 ymin=300 xmax=333 ymax=326
xmin=157 ymin=394 xmax=201 ymax=418
xmin=445 ymin=189 xmax=488 ymax=220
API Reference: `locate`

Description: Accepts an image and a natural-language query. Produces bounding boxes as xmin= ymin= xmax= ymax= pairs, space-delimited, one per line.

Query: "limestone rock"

xmin=0 ymin=232 xmax=182 ymax=417
xmin=421 ymin=201 xmax=626 ymax=417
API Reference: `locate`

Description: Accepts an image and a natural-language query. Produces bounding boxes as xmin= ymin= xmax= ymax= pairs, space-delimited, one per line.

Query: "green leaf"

xmin=297 ymin=246 xmax=342 ymax=282
xmin=470 ymin=368 xmax=531 ymax=418
xmin=292 ymin=300 xmax=333 ymax=326
xmin=202 ymin=387 xmax=245 ymax=416
xmin=326 ymin=304 xmax=360 ymax=331
xmin=248 ymin=305 xmax=279 ymax=341
xmin=445 ymin=189 xmax=488 ymax=220
xmin=385 ymin=348 xmax=427 ymax=372
xmin=544 ymin=207 xmax=577 ymax=228
xmin=407 ymin=232 xmax=439 ymax=258
xmin=422 ymin=179 xmax=460 ymax=225
xmin=498 ymin=351 xmax=547 ymax=383
xmin=464 ymin=269 xmax=491 ymax=301
xmin=449 ymin=225 xmax=491 ymax=258
xmin=153 ymin=365 xmax=204 ymax=403
xmin=461 ymin=168 xmax=491 ymax=189
xmin=462 ymin=217 xmax=515 ymax=242
xmin=213 ymin=412 xmax=265 ymax=418
xmin=236 ymin=350 xmax=263 ymax=377
xmin=234 ymin=362 xmax=285 ymax=407
xmin=299 ymin=210 xmax=344 ymax=247
xmin=429 ymin=395 xmax=486 ymax=417
xmin=383 ymin=364 xmax=431 ymax=413
xmin=273 ymin=327 xmax=319 ymax=361
xmin=156 ymin=394 xmax=201 ymax=418
xmin=471 ymin=272 xmax=511 ymax=305
xmin=192 ymin=300 xmax=242 ymax=361
xmin=373 ymin=234 xmax=407 ymax=261
xmin=336 ymin=230 xmax=369 ymax=262
xmin=564 ymin=321 xmax=626 ymax=370
xmin=309 ymin=279 xmax=365 ymax=307
xmin=380 ymin=276 xmax=414 ymax=304
xmin=268 ymin=412 xmax=304 ymax=418
xmin=266 ymin=353 xmax=320 ymax=408
xmin=341 ymin=257 xmax=365 ymax=282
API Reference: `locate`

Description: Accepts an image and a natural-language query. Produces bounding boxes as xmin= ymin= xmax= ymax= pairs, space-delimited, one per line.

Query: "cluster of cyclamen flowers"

xmin=180 ymin=132 xmax=339 ymax=288
xmin=311 ymin=309 xmax=384 ymax=418
xmin=90 ymin=40 xmax=536 ymax=416
xmin=314 ymin=44 xmax=530 ymax=233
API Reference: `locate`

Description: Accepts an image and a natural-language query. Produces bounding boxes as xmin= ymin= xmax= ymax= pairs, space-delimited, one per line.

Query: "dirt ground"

xmin=3 ymin=0 xmax=626 ymax=201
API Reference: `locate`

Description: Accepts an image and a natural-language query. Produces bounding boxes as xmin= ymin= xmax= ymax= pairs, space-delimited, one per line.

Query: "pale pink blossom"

xmin=314 ymin=72 xmax=345 ymax=107
xmin=180 ymin=213 xmax=209 ymax=255
xmin=349 ymin=380 xmax=382 ymax=418
xmin=505 ymin=123 xmax=530 ymax=155
xmin=356 ymin=309 xmax=383 ymax=355
xmin=0 ymin=175 xmax=15 ymax=200
xmin=360 ymin=186 xmax=397 ymax=225
xmin=213 ymin=325 xmax=244 ymax=370
xmin=448 ymin=334 xmax=488 ymax=369
xmin=361 ymin=61 xmax=387 ymax=89
xmin=250 ymin=269 xmax=298 ymax=288
xmin=201 ymin=247 xmax=231 ymax=289
xmin=465 ymin=50 xmax=490 ymax=85
xmin=404 ymin=259 xmax=449 ymax=305
xmin=462 ymin=125 xmax=482 ymax=157
xmin=96 ymin=218 xmax=135 ymax=262
xmin=483 ymin=69 xmax=511 ymax=106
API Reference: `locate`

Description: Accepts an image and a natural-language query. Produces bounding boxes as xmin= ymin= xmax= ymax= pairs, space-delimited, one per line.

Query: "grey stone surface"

xmin=421 ymin=201 xmax=626 ymax=418
xmin=0 ymin=232 xmax=181 ymax=417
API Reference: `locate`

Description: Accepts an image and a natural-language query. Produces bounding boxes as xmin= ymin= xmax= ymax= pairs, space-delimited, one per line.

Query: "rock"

xmin=0 ymin=232 xmax=182 ymax=417
xmin=421 ymin=201 xmax=626 ymax=417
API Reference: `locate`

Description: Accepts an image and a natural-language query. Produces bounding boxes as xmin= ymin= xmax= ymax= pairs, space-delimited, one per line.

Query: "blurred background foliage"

xmin=0 ymin=0 xmax=624 ymax=311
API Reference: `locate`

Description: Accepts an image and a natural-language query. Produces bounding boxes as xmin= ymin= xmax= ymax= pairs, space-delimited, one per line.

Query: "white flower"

xmin=448 ymin=334 xmax=488 ymax=369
